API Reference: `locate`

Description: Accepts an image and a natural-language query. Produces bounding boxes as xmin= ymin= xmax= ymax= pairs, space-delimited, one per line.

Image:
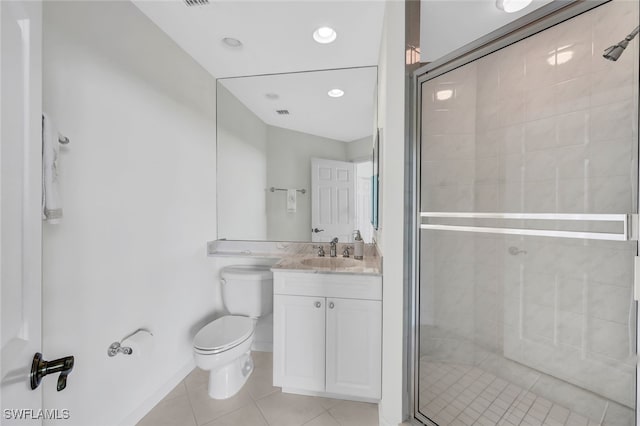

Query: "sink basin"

xmin=300 ymin=257 xmax=359 ymax=268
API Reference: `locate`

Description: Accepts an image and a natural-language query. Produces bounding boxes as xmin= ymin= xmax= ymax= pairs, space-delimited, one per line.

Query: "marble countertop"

xmin=271 ymin=243 xmax=382 ymax=276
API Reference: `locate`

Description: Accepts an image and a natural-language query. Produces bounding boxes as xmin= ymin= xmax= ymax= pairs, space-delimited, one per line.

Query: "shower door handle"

xmin=419 ymin=212 xmax=634 ymax=241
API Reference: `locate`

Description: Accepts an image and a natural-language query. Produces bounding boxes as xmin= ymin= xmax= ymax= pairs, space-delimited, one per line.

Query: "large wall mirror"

xmin=217 ymin=66 xmax=378 ymax=243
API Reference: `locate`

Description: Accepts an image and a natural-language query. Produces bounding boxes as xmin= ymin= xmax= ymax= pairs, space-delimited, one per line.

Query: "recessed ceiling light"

xmin=222 ymin=37 xmax=243 ymax=49
xmin=265 ymin=93 xmax=280 ymax=100
xmin=327 ymin=89 xmax=344 ymax=98
xmin=495 ymin=0 xmax=532 ymax=13
xmin=313 ymin=26 xmax=337 ymax=44
xmin=435 ymin=89 xmax=453 ymax=101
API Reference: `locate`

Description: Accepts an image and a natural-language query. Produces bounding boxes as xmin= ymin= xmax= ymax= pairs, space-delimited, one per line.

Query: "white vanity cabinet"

xmin=273 ymin=294 xmax=326 ymax=392
xmin=325 ymin=297 xmax=381 ymax=398
xmin=273 ymin=271 xmax=382 ymax=401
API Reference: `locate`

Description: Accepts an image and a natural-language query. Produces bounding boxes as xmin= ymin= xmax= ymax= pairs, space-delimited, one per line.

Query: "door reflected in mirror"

xmin=217 ymin=67 xmax=377 ymax=243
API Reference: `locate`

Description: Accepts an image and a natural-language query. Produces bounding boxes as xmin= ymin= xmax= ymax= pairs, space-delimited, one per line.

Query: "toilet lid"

xmin=193 ymin=316 xmax=254 ymax=352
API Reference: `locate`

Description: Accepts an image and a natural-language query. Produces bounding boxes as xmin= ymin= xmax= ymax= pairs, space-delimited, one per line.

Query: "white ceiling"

xmin=132 ymin=0 xmax=386 ymax=78
xmin=220 ymin=67 xmax=377 ymax=142
xmin=421 ymin=0 xmax=555 ymax=63
xmin=132 ymin=0 xmax=560 ymax=142
xmin=132 ymin=0 xmax=384 ymax=142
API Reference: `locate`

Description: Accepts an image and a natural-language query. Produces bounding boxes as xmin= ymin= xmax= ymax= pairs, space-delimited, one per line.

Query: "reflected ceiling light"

xmin=327 ymin=88 xmax=344 ymax=98
xmin=313 ymin=26 xmax=337 ymax=44
xmin=547 ymin=46 xmax=574 ymax=65
xmin=436 ymin=89 xmax=453 ymax=101
xmin=222 ymin=37 xmax=243 ymax=49
xmin=496 ymin=0 xmax=532 ymax=13
xmin=265 ymin=93 xmax=280 ymax=100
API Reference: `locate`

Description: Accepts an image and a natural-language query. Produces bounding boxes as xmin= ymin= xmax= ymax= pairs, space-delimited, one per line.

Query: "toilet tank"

xmin=220 ymin=265 xmax=273 ymax=318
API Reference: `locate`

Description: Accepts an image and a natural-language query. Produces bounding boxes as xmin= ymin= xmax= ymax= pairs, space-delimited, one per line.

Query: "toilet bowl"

xmin=192 ymin=265 xmax=273 ymax=399
xmin=193 ymin=315 xmax=256 ymax=399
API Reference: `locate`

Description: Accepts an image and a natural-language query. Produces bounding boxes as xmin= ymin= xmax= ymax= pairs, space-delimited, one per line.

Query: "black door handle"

xmin=30 ymin=352 xmax=74 ymax=391
xmin=312 ymin=228 xmax=325 ymax=233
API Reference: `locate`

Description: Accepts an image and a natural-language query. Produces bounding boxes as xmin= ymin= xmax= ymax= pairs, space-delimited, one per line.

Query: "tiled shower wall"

xmin=420 ymin=0 xmax=639 ymax=412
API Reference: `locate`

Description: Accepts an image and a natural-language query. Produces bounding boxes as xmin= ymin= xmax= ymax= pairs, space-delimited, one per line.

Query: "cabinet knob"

xmin=329 ymin=302 xmax=335 ymax=309
xmin=315 ymin=301 xmax=321 ymax=308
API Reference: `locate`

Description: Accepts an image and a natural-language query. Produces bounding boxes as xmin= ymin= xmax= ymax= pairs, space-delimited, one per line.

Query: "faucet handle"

xmin=313 ymin=245 xmax=325 ymax=257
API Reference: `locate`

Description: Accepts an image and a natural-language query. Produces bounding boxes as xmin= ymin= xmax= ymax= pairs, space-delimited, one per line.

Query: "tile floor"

xmin=137 ymin=351 xmax=380 ymax=426
xmin=417 ymin=359 xmax=631 ymax=426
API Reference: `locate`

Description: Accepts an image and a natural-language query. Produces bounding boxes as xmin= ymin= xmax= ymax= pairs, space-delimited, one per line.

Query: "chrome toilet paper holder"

xmin=107 ymin=341 xmax=133 ymax=357
xmin=108 ymin=328 xmax=151 ymax=357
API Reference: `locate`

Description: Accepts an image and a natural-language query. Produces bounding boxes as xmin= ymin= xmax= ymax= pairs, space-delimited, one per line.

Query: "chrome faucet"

xmin=329 ymin=237 xmax=339 ymax=257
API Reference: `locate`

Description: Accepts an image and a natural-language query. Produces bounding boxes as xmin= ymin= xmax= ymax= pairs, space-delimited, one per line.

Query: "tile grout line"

xmin=253 ymin=393 xmax=276 ymax=426
xmin=250 ymin=369 xmax=284 ymax=426
xmin=211 ymin=400 xmax=267 ymax=426
xmin=526 ymin=374 xmax=541 ymax=392
xmin=327 ymin=409 xmax=345 ymax=426
xmin=598 ymin=401 xmax=609 ymax=426
xmin=300 ymin=409 xmax=333 ymax=426
xmin=183 ymin=379 xmax=200 ymax=426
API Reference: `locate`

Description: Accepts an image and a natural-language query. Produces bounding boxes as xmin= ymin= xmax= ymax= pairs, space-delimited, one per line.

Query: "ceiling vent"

xmin=184 ymin=0 xmax=209 ymax=6
xmin=276 ymin=110 xmax=290 ymax=115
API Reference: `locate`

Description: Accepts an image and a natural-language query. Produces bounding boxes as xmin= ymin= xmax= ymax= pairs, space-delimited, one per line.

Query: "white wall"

xmin=266 ymin=125 xmax=347 ymax=241
xmin=347 ymin=135 xmax=374 ymax=161
xmin=217 ymin=84 xmax=268 ymax=240
xmin=42 ymin=2 xmax=219 ymax=425
xmin=377 ymin=1 xmax=406 ymax=425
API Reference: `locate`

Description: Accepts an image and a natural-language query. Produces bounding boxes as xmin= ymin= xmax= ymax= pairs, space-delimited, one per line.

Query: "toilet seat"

xmin=194 ymin=315 xmax=255 ymax=354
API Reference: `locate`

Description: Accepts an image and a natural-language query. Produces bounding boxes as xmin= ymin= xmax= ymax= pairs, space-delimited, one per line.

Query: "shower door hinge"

xmin=634 ymin=256 xmax=640 ymax=302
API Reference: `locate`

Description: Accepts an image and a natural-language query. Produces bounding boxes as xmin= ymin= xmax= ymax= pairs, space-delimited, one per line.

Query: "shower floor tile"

xmin=418 ymin=358 xmax=632 ymax=426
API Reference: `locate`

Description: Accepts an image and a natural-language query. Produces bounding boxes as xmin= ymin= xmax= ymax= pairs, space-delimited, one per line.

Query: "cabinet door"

xmin=273 ymin=294 xmax=326 ymax=391
xmin=325 ymin=298 xmax=382 ymax=399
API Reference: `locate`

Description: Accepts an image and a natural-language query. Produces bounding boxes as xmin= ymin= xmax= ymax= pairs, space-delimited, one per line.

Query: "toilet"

xmin=193 ymin=265 xmax=273 ymax=399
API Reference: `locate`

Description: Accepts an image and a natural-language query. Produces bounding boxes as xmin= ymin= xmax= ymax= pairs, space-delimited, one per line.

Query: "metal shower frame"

xmin=406 ymin=1 xmax=639 ymax=424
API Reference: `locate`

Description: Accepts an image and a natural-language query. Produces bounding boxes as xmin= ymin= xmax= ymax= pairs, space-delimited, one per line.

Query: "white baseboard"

xmin=281 ymin=387 xmax=379 ymax=404
xmin=378 ymin=415 xmax=397 ymax=426
xmin=378 ymin=406 xmax=407 ymax=426
xmin=119 ymin=358 xmax=195 ymax=426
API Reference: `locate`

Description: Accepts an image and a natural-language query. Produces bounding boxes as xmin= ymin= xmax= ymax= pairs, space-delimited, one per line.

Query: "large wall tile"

xmin=420 ymin=0 xmax=638 ymax=410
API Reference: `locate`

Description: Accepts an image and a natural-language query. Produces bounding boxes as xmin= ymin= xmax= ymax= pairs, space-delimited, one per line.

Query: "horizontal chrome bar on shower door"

xmin=420 ymin=212 xmax=629 ymax=221
xmin=419 ymin=212 xmax=633 ymax=241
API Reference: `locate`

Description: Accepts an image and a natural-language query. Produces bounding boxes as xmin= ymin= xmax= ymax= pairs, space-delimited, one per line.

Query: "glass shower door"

xmin=416 ymin=1 xmax=639 ymax=425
